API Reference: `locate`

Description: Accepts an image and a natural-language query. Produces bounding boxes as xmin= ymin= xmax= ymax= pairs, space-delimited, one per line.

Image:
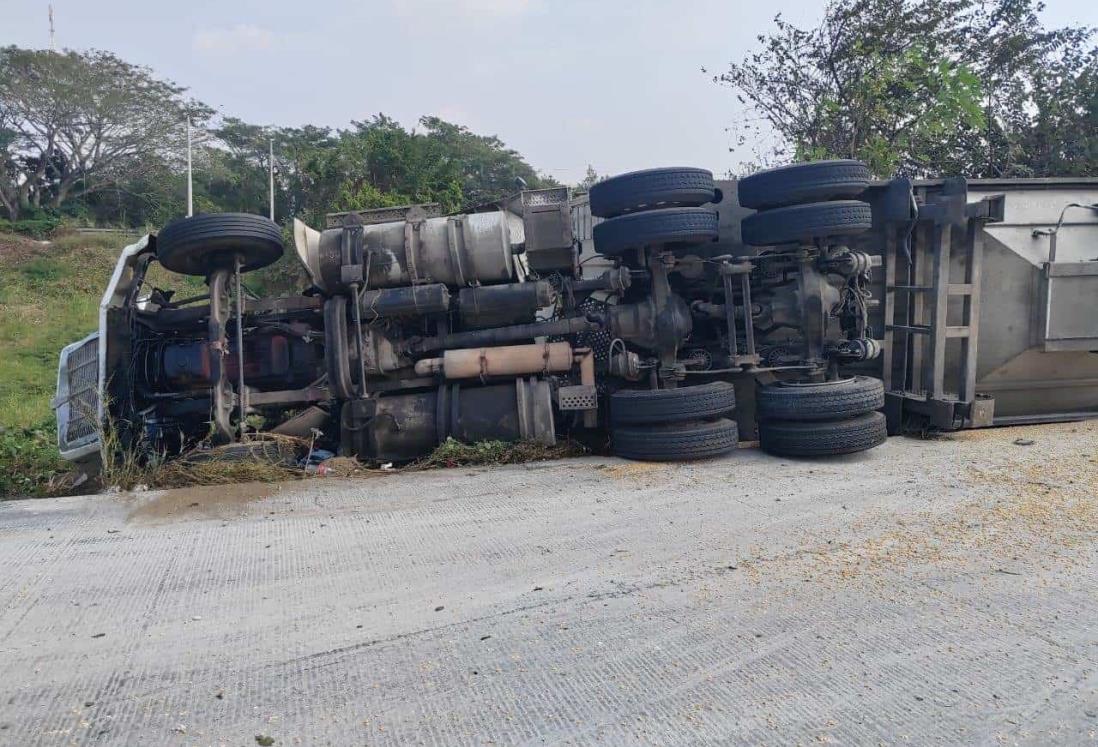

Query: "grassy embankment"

xmin=0 ymin=233 xmax=125 ymax=496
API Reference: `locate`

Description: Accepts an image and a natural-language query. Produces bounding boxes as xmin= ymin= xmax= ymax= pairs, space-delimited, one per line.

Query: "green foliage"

xmin=715 ymin=0 xmax=1097 ymax=177
xmin=0 ymin=46 xmax=211 ymax=221
xmin=0 ymin=421 xmax=67 ymax=498
xmin=2 ymin=48 xmax=552 ymax=232
xmin=0 ymin=216 xmax=61 ymax=238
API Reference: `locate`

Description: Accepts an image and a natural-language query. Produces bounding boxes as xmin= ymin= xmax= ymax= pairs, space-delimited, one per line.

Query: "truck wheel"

xmin=612 ymin=418 xmax=739 ymax=461
xmin=589 ymin=167 xmax=717 ymax=218
xmin=756 ymin=376 xmax=884 ymax=421
xmin=157 ymin=213 xmax=284 ymax=276
xmin=758 ymin=411 xmax=887 ymax=456
xmin=737 ymin=160 xmax=870 ymax=210
xmin=610 ymin=381 xmax=736 ymax=426
xmin=593 ymin=207 xmax=718 ymax=256
xmin=741 ymin=200 xmax=872 ymax=246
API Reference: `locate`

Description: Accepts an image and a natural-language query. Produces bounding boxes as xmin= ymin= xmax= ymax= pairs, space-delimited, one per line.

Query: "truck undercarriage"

xmin=52 ymin=162 xmax=1098 ymax=473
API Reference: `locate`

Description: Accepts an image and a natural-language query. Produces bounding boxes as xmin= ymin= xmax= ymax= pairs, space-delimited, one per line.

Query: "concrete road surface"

xmin=1 ymin=422 xmax=1097 ymax=745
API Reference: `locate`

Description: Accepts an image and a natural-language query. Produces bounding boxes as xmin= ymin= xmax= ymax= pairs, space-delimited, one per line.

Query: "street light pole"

xmin=268 ymin=138 xmax=275 ymax=221
xmin=186 ymin=118 xmax=193 ymax=217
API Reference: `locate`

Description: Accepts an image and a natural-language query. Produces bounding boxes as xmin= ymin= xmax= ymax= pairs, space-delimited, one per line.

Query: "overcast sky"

xmin=5 ymin=0 xmax=1096 ymax=184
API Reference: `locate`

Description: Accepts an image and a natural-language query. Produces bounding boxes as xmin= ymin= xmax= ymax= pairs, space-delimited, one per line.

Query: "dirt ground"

xmin=1 ymin=421 xmax=1096 ymax=745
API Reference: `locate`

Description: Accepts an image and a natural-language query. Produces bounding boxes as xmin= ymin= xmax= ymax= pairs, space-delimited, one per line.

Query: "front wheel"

xmin=157 ymin=213 xmax=284 ymax=276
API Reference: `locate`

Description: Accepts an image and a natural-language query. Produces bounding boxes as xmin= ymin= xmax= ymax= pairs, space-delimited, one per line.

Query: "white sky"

xmin=5 ymin=0 xmax=1096 ymax=184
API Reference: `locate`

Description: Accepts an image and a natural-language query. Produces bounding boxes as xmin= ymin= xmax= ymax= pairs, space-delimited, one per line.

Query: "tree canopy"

xmin=0 ymin=47 xmax=553 ymax=227
xmin=712 ymin=0 xmax=1097 ymax=177
xmin=0 ymin=46 xmax=209 ymax=220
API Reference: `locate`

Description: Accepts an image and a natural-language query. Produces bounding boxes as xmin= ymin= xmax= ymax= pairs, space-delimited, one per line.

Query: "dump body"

xmin=958 ymin=179 xmax=1098 ymax=422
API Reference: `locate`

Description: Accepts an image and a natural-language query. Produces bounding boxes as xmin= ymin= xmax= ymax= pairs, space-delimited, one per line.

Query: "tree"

xmin=418 ymin=116 xmax=550 ymax=207
xmin=0 ymin=46 xmax=556 ymax=229
xmin=576 ymin=165 xmax=600 ymax=192
xmin=0 ymin=47 xmax=210 ymax=219
xmin=712 ymin=0 xmax=1096 ymax=177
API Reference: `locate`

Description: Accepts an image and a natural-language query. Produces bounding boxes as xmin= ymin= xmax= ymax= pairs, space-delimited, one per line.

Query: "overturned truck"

xmin=54 ymin=162 xmax=1098 ymax=472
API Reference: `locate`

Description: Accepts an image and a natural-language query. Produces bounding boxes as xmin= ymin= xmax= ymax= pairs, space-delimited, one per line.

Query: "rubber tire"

xmin=758 ymin=411 xmax=887 ymax=457
xmin=157 ymin=213 xmax=284 ymax=276
xmin=589 ymin=167 xmax=716 ymax=218
xmin=593 ymin=207 xmax=718 ymax=257
xmin=738 ymin=160 xmax=870 ymax=210
xmin=741 ymin=200 xmax=872 ymax=246
xmin=612 ymin=418 xmax=739 ymax=462
xmin=756 ymin=376 xmax=884 ymax=422
xmin=610 ymin=381 xmax=736 ymax=426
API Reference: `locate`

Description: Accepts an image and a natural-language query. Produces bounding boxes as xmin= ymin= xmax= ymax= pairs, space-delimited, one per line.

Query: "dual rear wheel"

xmin=609 ymin=382 xmax=738 ymax=461
xmin=756 ymin=376 xmax=886 ymax=457
xmin=589 ymin=167 xmax=720 ymax=257
xmin=737 ymin=160 xmax=873 ymax=246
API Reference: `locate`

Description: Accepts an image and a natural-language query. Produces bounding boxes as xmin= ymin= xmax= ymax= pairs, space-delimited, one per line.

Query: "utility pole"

xmin=268 ymin=138 xmax=275 ymax=221
xmin=48 ymin=5 xmax=56 ymax=51
xmin=186 ymin=118 xmax=194 ymax=217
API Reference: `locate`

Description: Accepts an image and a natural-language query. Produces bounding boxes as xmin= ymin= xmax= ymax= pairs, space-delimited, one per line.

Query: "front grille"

xmin=64 ymin=337 xmax=99 ymax=444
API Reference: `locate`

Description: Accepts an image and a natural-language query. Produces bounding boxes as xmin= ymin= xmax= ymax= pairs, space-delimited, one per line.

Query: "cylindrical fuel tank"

xmin=299 ymin=210 xmax=520 ymax=291
xmin=362 ymin=378 xmax=555 ymax=462
xmin=360 ymin=283 xmax=451 ymax=320
xmin=457 ymin=281 xmax=555 ymax=328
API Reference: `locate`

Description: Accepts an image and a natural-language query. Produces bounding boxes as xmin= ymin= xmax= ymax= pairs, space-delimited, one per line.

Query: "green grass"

xmin=0 ymin=423 xmax=69 ymax=497
xmin=0 ymin=233 xmax=122 ymax=497
xmin=0 ymin=233 xmax=161 ymax=496
xmin=0 ymin=237 xmax=117 ymax=431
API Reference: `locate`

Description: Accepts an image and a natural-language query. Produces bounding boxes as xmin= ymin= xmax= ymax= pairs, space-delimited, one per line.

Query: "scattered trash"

xmin=91 ymin=633 xmax=105 ymax=638
xmin=255 ymin=735 xmax=275 ymax=746
xmin=313 ymin=457 xmax=370 ymax=478
xmin=300 ymin=449 xmax=335 ymax=474
xmin=1013 ymin=438 xmax=1035 ymax=446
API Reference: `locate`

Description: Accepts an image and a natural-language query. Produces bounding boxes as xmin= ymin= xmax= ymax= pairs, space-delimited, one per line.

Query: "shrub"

xmin=0 ymin=217 xmax=62 ymax=239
